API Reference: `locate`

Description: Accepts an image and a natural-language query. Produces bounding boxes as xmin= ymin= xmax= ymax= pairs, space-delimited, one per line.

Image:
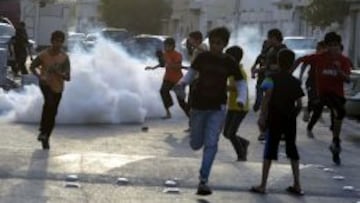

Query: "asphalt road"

xmin=0 ymin=111 xmax=359 ymax=203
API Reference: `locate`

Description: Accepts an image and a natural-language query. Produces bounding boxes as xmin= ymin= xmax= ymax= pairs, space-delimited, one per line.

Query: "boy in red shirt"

xmin=146 ymin=38 xmax=189 ymax=119
xmin=301 ymin=32 xmax=351 ymax=165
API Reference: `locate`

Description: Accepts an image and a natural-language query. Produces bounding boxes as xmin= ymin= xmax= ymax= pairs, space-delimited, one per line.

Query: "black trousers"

xmin=307 ymin=94 xmax=345 ymax=131
xmin=223 ymin=110 xmax=248 ymax=157
xmin=15 ymin=53 xmax=28 ymax=74
xmin=160 ymin=80 xmax=189 ymax=117
xmin=39 ymin=84 xmax=62 ymax=137
xmin=265 ymin=117 xmax=299 ymax=160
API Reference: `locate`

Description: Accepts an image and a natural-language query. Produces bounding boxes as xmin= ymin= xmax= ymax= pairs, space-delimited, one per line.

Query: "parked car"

xmin=283 ymin=36 xmax=317 ymax=58
xmin=127 ymin=34 xmax=168 ymax=59
xmin=101 ymin=28 xmax=131 ymax=46
xmin=345 ymin=69 xmax=360 ymax=117
xmin=83 ymin=33 xmax=99 ymax=51
xmin=83 ymin=28 xmax=131 ymax=51
xmin=67 ymin=32 xmax=86 ymax=50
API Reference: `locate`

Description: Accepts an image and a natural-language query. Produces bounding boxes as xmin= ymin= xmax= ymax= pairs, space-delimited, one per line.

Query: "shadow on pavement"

xmin=1 ymin=149 xmax=49 ymax=202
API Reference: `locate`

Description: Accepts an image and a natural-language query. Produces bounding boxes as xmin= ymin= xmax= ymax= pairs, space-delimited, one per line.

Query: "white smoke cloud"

xmin=0 ymin=38 xmax=183 ymax=124
xmin=0 ymin=27 xmax=264 ymax=124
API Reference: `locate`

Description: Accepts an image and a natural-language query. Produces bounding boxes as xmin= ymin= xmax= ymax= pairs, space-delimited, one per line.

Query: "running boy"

xmin=223 ymin=46 xmax=250 ymax=161
xmin=296 ymin=32 xmax=351 ymax=165
xmin=177 ymin=27 xmax=247 ymax=195
xmin=30 ymin=30 xmax=71 ymax=150
xmin=145 ymin=37 xmax=189 ymax=119
xmin=251 ymin=49 xmax=304 ymax=195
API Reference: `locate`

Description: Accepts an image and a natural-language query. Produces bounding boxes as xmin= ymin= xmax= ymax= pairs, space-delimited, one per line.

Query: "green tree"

xmin=100 ymin=0 xmax=171 ymax=34
xmin=303 ymin=0 xmax=350 ymax=28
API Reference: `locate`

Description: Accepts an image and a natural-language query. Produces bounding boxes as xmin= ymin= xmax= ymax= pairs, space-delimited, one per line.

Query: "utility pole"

xmin=33 ymin=0 xmax=41 ymax=44
xmin=234 ymin=0 xmax=241 ymax=41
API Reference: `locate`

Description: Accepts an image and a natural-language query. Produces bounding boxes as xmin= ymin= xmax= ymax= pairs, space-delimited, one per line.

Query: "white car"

xmin=345 ymin=69 xmax=360 ymax=117
xmin=283 ymin=36 xmax=317 ymax=58
xmin=67 ymin=32 xmax=86 ymax=50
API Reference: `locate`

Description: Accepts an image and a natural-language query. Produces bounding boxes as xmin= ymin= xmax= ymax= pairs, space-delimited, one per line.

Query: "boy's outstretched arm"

xmin=30 ymin=56 xmax=42 ymax=79
xmin=173 ymin=67 xmax=198 ymax=99
xmin=145 ymin=64 xmax=162 ymax=70
xmin=178 ymin=67 xmax=197 ymax=86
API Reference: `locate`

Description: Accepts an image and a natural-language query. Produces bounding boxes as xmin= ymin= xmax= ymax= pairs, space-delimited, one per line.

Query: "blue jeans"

xmin=190 ymin=108 xmax=226 ymax=183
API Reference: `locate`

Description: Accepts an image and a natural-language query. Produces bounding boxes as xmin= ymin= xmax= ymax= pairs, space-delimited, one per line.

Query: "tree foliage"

xmin=303 ymin=0 xmax=350 ymax=28
xmin=100 ymin=0 xmax=171 ymax=34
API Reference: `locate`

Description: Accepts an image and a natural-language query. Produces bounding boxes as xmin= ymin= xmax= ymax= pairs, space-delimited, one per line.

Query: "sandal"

xmin=286 ymin=186 xmax=304 ymax=196
xmin=249 ymin=186 xmax=266 ymax=194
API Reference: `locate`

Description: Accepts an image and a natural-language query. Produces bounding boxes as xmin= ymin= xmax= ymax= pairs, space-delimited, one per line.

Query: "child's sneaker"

xmin=238 ymin=137 xmax=250 ymax=161
xmin=41 ymin=138 xmax=50 ymax=150
xmin=37 ymin=133 xmax=47 ymax=141
xmin=257 ymin=133 xmax=265 ymax=141
xmin=306 ymin=130 xmax=314 ymax=138
xmin=303 ymin=110 xmax=310 ymax=122
xmin=196 ymin=182 xmax=212 ymax=196
xmin=329 ymin=143 xmax=341 ymax=165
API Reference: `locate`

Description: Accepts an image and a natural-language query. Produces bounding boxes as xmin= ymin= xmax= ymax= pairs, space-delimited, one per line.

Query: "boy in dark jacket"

xmin=251 ymin=49 xmax=304 ymax=195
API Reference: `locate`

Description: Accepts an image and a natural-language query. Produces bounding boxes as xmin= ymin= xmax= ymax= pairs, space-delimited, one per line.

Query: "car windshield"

xmin=102 ymin=30 xmax=130 ymax=42
xmin=69 ymin=34 xmax=85 ymax=41
xmin=135 ymin=37 xmax=163 ymax=49
xmin=284 ymin=38 xmax=316 ymax=50
xmin=86 ymin=34 xmax=97 ymax=42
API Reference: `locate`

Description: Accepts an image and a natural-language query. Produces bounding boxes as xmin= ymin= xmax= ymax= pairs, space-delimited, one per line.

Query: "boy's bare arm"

xmin=61 ymin=57 xmax=71 ymax=81
xmin=145 ymin=64 xmax=163 ymax=70
xmin=29 ymin=56 xmax=42 ymax=79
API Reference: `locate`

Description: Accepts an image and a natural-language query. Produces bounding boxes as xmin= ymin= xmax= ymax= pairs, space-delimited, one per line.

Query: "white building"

xmin=20 ymin=0 xmax=72 ymax=47
xmin=20 ymin=0 xmax=102 ymax=47
xmin=167 ymin=0 xmax=236 ymax=41
xmin=73 ymin=0 xmax=102 ymax=33
xmin=346 ymin=0 xmax=360 ymax=67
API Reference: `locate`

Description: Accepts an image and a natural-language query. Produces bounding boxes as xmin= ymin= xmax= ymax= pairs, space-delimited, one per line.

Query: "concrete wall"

xmin=21 ymin=0 xmax=71 ymax=47
xmin=75 ymin=0 xmax=102 ymax=33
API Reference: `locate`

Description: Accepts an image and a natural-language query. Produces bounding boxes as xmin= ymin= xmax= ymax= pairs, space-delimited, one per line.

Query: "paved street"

xmin=0 ymin=111 xmax=359 ymax=203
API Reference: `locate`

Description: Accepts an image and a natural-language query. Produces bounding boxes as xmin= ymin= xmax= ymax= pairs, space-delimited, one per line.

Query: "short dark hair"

xmin=277 ymin=48 xmax=295 ymax=70
xmin=51 ymin=30 xmax=65 ymax=42
xmin=189 ymin=31 xmax=203 ymax=41
xmin=164 ymin=37 xmax=176 ymax=46
xmin=226 ymin=46 xmax=243 ymax=63
xmin=208 ymin=27 xmax=230 ymax=46
xmin=267 ymin=28 xmax=283 ymax=42
xmin=324 ymin=32 xmax=341 ymax=45
xmin=317 ymin=40 xmax=326 ymax=48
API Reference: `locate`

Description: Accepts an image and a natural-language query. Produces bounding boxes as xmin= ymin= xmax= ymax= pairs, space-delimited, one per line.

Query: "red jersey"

xmin=311 ymin=52 xmax=351 ymax=97
xmin=163 ymin=50 xmax=183 ymax=83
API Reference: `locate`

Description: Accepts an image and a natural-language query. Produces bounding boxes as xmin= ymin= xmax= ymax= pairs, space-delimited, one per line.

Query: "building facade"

xmin=19 ymin=0 xmax=102 ymax=47
xmin=20 ymin=0 xmax=72 ymax=47
xmin=166 ymin=0 xmax=314 ymax=41
xmin=74 ymin=0 xmax=102 ymax=33
xmin=346 ymin=0 xmax=360 ymax=67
